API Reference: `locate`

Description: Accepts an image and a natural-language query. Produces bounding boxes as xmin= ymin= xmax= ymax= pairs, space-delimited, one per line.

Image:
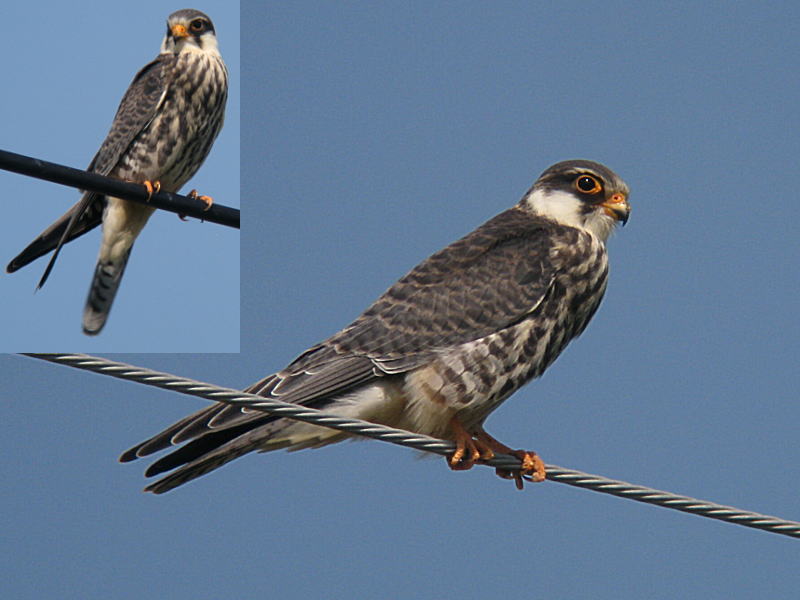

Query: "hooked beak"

xmin=601 ymin=192 xmax=630 ymax=226
xmin=171 ymin=24 xmax=190 ymax=39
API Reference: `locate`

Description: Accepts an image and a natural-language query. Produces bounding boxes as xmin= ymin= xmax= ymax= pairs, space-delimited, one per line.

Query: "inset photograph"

xmin=0 ymin=2 xmax=239 ymax=351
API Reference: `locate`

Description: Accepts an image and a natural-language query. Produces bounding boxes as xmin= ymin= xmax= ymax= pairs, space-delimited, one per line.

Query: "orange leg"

xmin=188 ymin=189 xmax=214 ymax=211
xmin=447 ymin=415 xmax=494 ymax=471
xmin=143 ymin=180 xmax=161 ymax=201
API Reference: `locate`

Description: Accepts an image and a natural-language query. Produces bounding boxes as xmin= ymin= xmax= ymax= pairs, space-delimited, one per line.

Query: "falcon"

xmin=121 ymin=160 xmax=630 ymax=493
xmin=6 ymin=9 xmax=228 ymax=335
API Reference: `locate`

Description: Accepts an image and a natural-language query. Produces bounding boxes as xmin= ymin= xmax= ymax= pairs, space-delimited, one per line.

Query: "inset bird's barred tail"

xmin=82 ymin=248 xmax=132 ymax=335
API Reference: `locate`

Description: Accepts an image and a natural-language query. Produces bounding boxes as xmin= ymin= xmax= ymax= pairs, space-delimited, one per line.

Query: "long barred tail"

xmin=82 ymin=247 xmax=132 ymax=335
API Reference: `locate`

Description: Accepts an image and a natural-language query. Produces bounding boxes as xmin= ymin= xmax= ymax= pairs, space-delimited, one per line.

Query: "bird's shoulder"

xmin=400 ymin=206 xmax=572 ymax=285
xmin=119 ymin=54 xmax=176 ymax=109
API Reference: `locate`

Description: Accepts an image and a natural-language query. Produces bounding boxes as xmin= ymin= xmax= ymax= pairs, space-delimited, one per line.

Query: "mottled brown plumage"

xmin=121 ymin=160 xmax=630 ymax=493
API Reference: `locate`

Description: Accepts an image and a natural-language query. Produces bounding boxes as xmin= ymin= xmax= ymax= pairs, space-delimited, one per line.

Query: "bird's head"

xmin=161 ymin=9 xmax=220 ymax=56
xmin=522 ymin=160 xmax=631 ymax=242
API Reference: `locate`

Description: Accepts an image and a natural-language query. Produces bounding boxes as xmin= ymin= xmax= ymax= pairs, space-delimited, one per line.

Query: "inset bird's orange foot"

xmin=188 ymin=189 xmax=214 ymax=211
xmin=143 ymin=180 xmax=161 ymax=201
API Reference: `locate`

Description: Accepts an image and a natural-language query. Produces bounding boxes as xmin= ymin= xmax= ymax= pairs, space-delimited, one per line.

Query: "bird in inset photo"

xmin=121 ymin=160 xmax=630 ymax=493
xmin=6 ymin=8 xmax=228 ymax=335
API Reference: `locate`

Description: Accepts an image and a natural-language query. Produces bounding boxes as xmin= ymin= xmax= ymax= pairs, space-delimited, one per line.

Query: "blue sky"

xmin=3 ymin=2 xmax=800 ymax=599
xmin=0 ymin=1 xmax=239 ymax=350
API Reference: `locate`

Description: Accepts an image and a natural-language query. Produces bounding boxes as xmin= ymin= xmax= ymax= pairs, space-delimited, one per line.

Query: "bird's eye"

xmin=575 ymin=175 xmax=602 ymax=195
xmin=190 ymin=19 xmax=205 ymax=32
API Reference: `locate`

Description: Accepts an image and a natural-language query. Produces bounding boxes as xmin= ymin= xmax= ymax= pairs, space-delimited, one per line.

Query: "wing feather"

xmin=87 ymin=55 xmax=175 ymax=176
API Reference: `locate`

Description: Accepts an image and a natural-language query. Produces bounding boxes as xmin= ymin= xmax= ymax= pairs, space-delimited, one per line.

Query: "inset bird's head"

xmin=162 ymin=9 xmax=220 ymax=56
xmin=522 ymin=159 xmax=631 ymax=242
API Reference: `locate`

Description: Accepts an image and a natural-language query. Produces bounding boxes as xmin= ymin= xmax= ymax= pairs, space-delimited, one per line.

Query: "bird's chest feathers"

xmin=403 ymin=233 xmax=609 ymax=429
xmin=128 ymin=52 xmax=226 ymax=189
xmin=159 ymin=54 xmax=224 ymax=133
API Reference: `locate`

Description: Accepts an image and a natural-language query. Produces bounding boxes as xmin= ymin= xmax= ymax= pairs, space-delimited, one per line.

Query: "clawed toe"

xmin=188 ymin=189 xmax=214 ymax=211
xmin=143 ymin=180 xmax=161 ymax=201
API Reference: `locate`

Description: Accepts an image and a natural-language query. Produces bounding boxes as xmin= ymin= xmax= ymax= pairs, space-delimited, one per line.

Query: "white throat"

xmin=162 ymin=34 xmax=221 ymax=58
xmin=523 ymin=188 xmax=618 ymax=242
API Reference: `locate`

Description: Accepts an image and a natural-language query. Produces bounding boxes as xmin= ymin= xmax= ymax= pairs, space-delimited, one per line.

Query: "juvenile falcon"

xmin=6 ymin=9 xmax=228 ymax=335
xmin=121 ymin=160 xmax=630 ymax=493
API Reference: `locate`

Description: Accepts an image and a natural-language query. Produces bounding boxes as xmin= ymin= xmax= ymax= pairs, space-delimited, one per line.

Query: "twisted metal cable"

xmin=0 ymin=148 xmax=239 ymax=228
xmin=21 ymin=352 xmax=800 ymax=540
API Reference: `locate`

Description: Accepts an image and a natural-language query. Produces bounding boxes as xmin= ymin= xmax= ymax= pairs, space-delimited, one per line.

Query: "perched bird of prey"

xmin=121 ymin=160 xmax=630 ymax=493
xmin=6 ymin=9 xmax=228 ymax=335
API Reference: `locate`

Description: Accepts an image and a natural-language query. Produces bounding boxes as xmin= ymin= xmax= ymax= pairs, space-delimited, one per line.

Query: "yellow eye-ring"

xmin=574 ymin=175 xmax=602 ymax=195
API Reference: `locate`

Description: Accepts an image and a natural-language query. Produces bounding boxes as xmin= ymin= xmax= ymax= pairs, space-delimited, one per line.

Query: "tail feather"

xmin=119 ymin=404 xmax=225 ymax=462
xmin=6 ymin=193 xmax=104 ymax=277
xmin=82 ymin=247 xmax=132 ymax=335
xmin=119 ymin=398 xmax=279 ymax=462
xmin=122 ymin=395 xmax=345 ymax=493
xmin=142 ymin=418 xmax=352 ymax=494
xmin=144 ymin=416 xmax=281 ymax=478
xmin=143 ymin=447 xmax=254 ymax=495
xmin=143 ymin=420 xmax=291 ymax=494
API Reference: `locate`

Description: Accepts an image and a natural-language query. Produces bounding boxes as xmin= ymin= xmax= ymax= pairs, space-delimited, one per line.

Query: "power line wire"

xmin=20 ymin=352 xmax=800 ymax=540
xmin=0 ymin=148 xmax=239 ymax=228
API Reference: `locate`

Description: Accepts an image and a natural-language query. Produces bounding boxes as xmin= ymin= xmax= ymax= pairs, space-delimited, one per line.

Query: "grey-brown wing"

xmin=328 ymin=206 xmax=560 ymax=371
xmin=121 ymin=207 xmax=560 ymax=463
xmin=192 ymin=206 xmax=560 ymax=426
xmin=87 ymin=54 xmax=175 ymax=176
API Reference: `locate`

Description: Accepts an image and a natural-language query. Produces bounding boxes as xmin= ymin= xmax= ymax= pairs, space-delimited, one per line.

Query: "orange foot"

xmin=478 ymin=427 xmax=546 ymax=490
xmin=188 ymin=189 xmax=214 ymax=211
xmin=447 ymin=416 xmax=546 ymax=490
xmin=143 ymin=180 xmax=161 ymax=201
